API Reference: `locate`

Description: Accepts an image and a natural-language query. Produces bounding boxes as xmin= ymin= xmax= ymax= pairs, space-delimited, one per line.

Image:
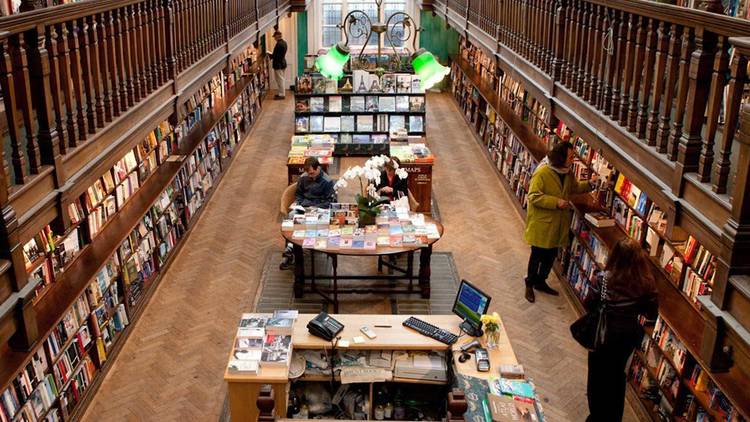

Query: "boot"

xmin=524 ymin=277 xmax=535 ymax=303
xmin=534 ymin=282 xmax=559 ymax=296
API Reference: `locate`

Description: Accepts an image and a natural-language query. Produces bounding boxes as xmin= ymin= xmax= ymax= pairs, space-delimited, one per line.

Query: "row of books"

xmin=23 ymin=225 xmax=85 ymax=302
xmin=296 ymin=71 xmax=424 ymax=96
xmin=0 ymin=254 xmax=128 ymax=422
xmin=295 ymin=95 xmax=425 ymax=114
xmin=295 ymin=114 xmax=424 ymax=134
xmin=227 ymin=310 xmax=299 ymax=374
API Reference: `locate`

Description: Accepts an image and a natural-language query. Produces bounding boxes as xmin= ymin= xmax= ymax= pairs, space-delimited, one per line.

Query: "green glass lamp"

xmin=315 ymin=42 xmax=351 ymax=81
xmin=411 ymin=49 xmax=451 ymax=90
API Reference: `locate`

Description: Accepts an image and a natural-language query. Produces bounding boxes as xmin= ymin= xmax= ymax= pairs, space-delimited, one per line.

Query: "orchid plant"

xmin=334 ymin=155 xmax=408 ymax=225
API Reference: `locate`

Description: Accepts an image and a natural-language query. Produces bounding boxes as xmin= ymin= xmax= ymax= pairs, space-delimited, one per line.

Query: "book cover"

xmin=302 ymin=238 xmax=316 ymax=248
xmin=312 ymin=77 xmax=326 ymax=94
xmin=409 ymin=116 xmax=424 ymax=133
xmin=296 ymin=75 xmax=312 ymax=94
xmin=310 ymin=97 xmax=325 ymax=112
xmin=236 ymin=337 xmax=263 ymax=349
xmin=353 ymin=134 xmax=370 ymax=144
xmin=233 ymin=348 xmax=262 ymax=361
xmin=261 ymin=334 xmax=292 ymax=366
xmin=228 ymin=359 xmax=259 ymax=373
xmin=237 ymin=327 xmax=265 ymax=338
xmin=389 ymin=115 xmax=406 ymax=131
xmin=410 ymin=96 xmax=425 ymax=112
xmin=329 ymin=96 xmax=342 ymax=112
xmin=357 ymin=115 xmax=374 ymax=132
xmin=379 ymin=96 xmax=396 ymax=112
xmin=365 ymin=96 xmax=379 ymax=112
xmin=339 ymin=115 xmax=354 ymax=132
xmin=395 ymin=96 xmax=409 ymax=112
xmin=382 ymin=74 xmax=396 ymax=93
xmin=350 ymin=96 xmax=365 ymax=112
xmin=310 ymin=116 xmax=324 ymax=132
xmin=396 ymin=74 xmax=412 ymax=93
xmin=266 ymin=318 xmax=294 ymax=334
xmin=295 ymin=98 xmax=309 ymax=113
xmin=487 ymin=394 xmax=539 ymax=422
xmin=493 ymin=378 xmax=536 ymax=399
xmin=324 ymin=116 xmax=341 ymax=132
xmin=273 ymin=310 xmax=299 ymax=319
xmin=239 ymin=315 xmax=267 ymax=328
xmin=325 ymin=79 xmax=338 ymax=94
xmin=295 ymin=116 xmax=309 ymax=133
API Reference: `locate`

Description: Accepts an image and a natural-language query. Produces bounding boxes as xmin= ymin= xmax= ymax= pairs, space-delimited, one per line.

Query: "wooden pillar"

xmin=672 ymin=28 xmax=716 ymax=195
xmin=550 ymin=0 xmax=566 ymax=81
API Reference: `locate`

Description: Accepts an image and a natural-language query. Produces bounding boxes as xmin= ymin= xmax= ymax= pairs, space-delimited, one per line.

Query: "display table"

xmin=224 ymin=313 xmax=518 ymax=422
xmin=281 ymin=215 xmax=443 ymax=312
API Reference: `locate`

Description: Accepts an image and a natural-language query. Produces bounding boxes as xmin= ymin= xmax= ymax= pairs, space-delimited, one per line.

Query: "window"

xmin=318 ymin=0 xmax=409 ymax=49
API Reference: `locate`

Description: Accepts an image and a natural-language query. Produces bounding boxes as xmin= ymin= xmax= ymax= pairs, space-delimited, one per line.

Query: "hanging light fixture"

xmin=411 ymin=49 xmax=450 ymax=90
xmin=314 ymin=0 xmax=445 ymax=83
xmin=315 ymin=42 xmax=351 ymax=81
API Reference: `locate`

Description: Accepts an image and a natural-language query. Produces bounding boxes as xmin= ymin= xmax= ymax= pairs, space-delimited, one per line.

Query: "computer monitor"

xmin=452 ymin=279 xmax=491 ymax=337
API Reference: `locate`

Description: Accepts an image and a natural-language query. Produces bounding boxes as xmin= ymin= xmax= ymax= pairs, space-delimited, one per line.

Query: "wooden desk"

xmin=224 ymin=314 xmax=518 ymax=421
xmin=281 ymin=217 xmax=444 ymax=312
xmin=400 ymin=162 xmax=433 ymax=213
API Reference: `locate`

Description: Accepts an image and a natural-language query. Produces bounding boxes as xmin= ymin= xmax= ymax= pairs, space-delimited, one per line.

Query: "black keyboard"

xmin=402 ymin=317 xmax=459 ymax=345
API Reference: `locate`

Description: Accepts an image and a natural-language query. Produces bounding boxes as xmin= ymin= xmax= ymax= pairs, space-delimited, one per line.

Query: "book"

xmin=395 ymin=96 xmax=409 ymax=112
xmin=396 ymin=74 xmax=412 ymax=93
xmin=329 ymin=96 xmax=342 ymax=112
xmin=350 ymin=96 xmax=365 ymax=112
xmin=365 ymin=96 xmax=379 ymax=112
xmin=341 ymin=115 xmax=355 ymax=132
xmin=409 ymin=115 xmax=424 ymax=132
xmin=296 ymin=75 xmax=312 ymax=94
xmin=295 ymin=98 xmax=309 ymax=113
xmin=382 ymin=74 xmax=396 ymax=93
xmin=379 ymin=96 xmax=396 ymax=112
xmin=409 ymin=96 xmax=425 ymax=112
xmin=239 ymin=315 xmax=267 ymax=328
xmin=325 ymin=79 xmax=338 ymax=94
xmin=261 ymin=334 xmax=292 ymax=366
xmin=310 ymin=116 xmax=324 ymax=132
xmin=237 ymin=327 xmax=265 ymax=338
xmin=266 ymin=317 xmax=294 ymax=334
xmin=389 ymin=115 xmax=406 ymax=131
xmin=295 ymin=116 xmax=309 ymax=133
xmin=228 ymin=359 xmax=259 ymax=373
xmin=233 ymin=348 xmax=262 ymax=361
xmin=498 ymin=364 xmax=526 ymax=380
xmin=273 ymin=310 xmax=299 ymax=319
xmin=310 ymin=97 xmax=325 ymax=112
xmin=491 ymin=378 xmax=536 ymax=399
xmin=585 ymin=212 xmax=615 ymax=228
xmin=324 ymin=116 xmax=341 ymax=132
xmin=312 ymin=76 xmax=326 ymax=94
xmin=357 ymin=115 xmax=373 ymax=132
xmin=487 ymin=394 xmax=539 ymax=422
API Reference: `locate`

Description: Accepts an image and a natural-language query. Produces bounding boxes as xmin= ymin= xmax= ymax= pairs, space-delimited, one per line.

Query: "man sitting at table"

xmin=280 ymin=157 xmax=335 ymax=270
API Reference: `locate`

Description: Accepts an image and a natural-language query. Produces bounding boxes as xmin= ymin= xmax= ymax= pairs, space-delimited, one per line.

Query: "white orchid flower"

xmin=367 ymin=184 xmax=380 ymax=199
xmin=395 ymin=168 xmax=408 ymax=179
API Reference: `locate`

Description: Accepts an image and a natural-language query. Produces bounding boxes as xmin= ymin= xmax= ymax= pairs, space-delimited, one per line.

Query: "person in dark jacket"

xmin=294 ymin=157 xmax=335 ymax=208
xmin=280 ymin=157 xmax=335 ymax=270
xmin=271 ymin=31 xmax=288 ymax=99
xmin=584 ymin=237 xmax=658 ymax=422
xmin=376 ymin=157 xmax=408 ymax=201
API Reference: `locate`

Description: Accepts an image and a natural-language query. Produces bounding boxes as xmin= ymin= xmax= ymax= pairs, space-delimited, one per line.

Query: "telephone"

xmin=307 ymin=311 xmax=344 ymax=341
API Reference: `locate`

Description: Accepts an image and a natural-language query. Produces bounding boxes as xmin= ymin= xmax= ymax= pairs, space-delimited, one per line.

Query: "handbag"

xmin=570 ymin=276 xmax=609 ymax=351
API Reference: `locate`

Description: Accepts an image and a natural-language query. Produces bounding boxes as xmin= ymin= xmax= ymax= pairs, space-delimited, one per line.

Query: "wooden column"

xmin=673 ymin=28 xmax=716 ymax=194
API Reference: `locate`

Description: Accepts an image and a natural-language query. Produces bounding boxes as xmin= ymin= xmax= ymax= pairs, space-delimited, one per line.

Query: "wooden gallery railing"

xmin=0 ymin=0 xmax=287 ymax=354
xmin=430 ymin=0 xmax=750 ymax=397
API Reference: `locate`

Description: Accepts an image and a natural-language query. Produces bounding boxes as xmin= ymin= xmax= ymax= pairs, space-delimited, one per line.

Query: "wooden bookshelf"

xmin=451 ymin=36 xmax=750 ymax=421
xmin=0 ymin=55 xmax=270 ymax=422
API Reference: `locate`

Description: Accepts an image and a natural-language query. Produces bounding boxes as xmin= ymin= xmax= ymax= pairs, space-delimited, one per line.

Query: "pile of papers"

xmin=389 ymin=141 xmax=434 ymax=164
xmin=283 ymin=204 xmax=440 ymax=251
xmin=227 ymin=310 xmax=299 ymax=374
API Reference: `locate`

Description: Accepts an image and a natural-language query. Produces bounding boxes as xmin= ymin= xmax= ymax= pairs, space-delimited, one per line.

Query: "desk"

xmin=281 ymin=217 xmax=443 ymax=312
xmin=224 ymin=314 xmax=518 ymax=422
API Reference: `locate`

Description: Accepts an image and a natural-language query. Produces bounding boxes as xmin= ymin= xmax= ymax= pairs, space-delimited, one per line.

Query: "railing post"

xmin=551 ymin=0 xmax=566 ymax=81
xmin=673 ymin=28 xmax=716 ymax=193
xmin=164 ymin=0 xmax=177 ymax=82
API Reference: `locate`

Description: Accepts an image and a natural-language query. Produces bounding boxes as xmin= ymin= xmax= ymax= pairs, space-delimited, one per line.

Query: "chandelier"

xmin=315 ymin=0 xmax=450 ymax=90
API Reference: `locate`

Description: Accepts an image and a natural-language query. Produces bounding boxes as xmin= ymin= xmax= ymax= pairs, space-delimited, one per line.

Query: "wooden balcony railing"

xmin=0 ymin=0 xmax=281 ymax=195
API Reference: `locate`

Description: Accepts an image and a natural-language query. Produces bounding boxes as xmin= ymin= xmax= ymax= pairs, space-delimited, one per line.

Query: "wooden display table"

xmin=224 ymin=314 xmax=518 ymax=422
xmin=281 ymin=216 xmax=444 ymax=312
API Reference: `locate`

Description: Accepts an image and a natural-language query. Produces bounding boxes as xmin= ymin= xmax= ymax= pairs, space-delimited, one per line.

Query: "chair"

xmin=280 ymin=182 xmax=297 ymax=218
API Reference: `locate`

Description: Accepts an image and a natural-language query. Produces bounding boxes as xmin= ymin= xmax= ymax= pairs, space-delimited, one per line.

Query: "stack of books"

xmin=486 ymin=365 xmax=544 ymax=421
xmin=288 ymin=135 xmax=335 ymax=165
xmin=228 ymin=310 xmax=298 ymax=373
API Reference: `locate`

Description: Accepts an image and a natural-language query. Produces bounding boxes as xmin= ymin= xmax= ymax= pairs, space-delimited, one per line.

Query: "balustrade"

xmin=0 ymin=0 xmax=273 ymax=196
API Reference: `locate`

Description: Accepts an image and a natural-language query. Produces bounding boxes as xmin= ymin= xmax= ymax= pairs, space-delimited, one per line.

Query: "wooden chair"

xmin=407 ymin=190 xmax=420 ymax=212
xmin=280 ymin=182 xmax=297 ymax=218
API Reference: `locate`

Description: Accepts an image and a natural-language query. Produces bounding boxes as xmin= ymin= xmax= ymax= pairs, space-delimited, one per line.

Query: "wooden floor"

xmin=81 ymin=93 xmax=636 ymax=421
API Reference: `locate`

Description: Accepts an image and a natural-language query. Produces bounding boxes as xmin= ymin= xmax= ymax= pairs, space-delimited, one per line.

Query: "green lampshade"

xmin=411 ymin=49 xmax=450 ymax=90
xmin=315 ymin=43 xmax=350 ymax=81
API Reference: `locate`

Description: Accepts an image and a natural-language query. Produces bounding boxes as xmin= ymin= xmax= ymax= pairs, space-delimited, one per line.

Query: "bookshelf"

xmin=0 ymin=54 xmax=270 ymax=422
xmin=450 ymin=36 xmax=750 ymax=421
xmin=294 ymin=71 xmax=426 ymax=157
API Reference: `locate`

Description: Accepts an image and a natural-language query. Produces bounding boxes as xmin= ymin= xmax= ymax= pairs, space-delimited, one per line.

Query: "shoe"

xmin=274 ymin=95 xmax=286 ymax=100
xmin=525 ymin=287 xmax=536 ymax=303
xmin=534 ymin=282 xmax=559 ymax=296
xmin=279 ymin=254 xmax=294 ymax=270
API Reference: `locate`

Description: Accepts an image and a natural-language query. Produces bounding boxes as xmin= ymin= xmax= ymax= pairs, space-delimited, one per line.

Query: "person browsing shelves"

xmin=377 ymin=157 xmax=409 ymax=201
xmin=280 ymin=157 xmax=335 ymax=270
xmin=523 ymin=141 xmax=597 ymax=303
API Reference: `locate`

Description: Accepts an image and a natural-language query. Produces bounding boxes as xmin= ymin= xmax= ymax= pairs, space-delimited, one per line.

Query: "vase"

xmin=484 ymin=330 xmax=500 ymax=350
xmin=358 ymin=209 xmax=376 ymax=227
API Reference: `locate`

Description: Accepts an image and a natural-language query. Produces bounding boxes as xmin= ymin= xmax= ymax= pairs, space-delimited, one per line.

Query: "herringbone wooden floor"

xmin=81 ymin=93 xmax=636 ymax=421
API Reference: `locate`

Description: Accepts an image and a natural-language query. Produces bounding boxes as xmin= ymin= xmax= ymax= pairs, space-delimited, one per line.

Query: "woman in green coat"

xmin=523 ymin=142 xmax=595 ymax=303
